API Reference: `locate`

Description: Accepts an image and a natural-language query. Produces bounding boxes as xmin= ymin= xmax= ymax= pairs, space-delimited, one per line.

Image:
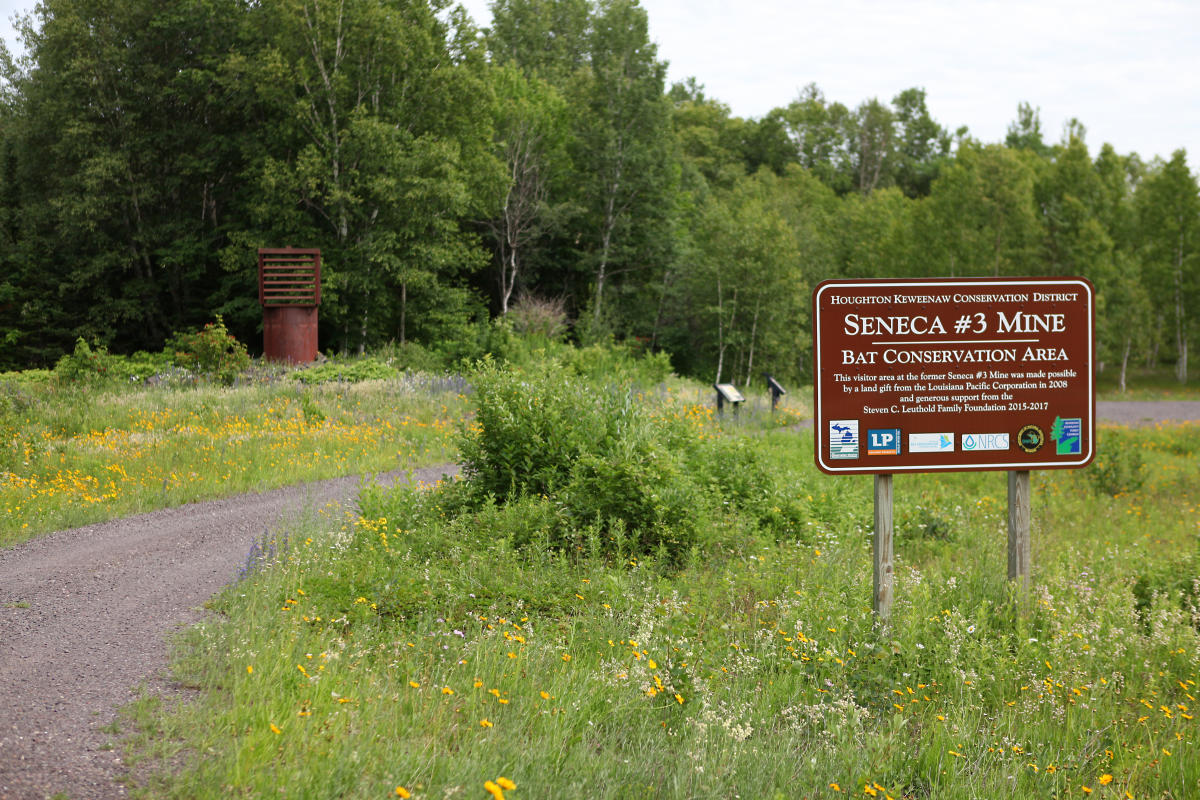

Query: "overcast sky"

xmin=3 ymin=0 xmax=1198 ymax=164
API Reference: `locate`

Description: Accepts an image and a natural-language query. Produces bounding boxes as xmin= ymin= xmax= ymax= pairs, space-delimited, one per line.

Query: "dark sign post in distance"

xmin=812 ymin=277 xmax=1095 ymax=475
xmin=811 ymin=276 xmax=1095 ymax=620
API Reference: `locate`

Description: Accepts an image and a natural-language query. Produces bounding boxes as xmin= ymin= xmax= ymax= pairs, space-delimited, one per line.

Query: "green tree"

xmin=927 ymin=143 xmax=1041 ymax=276
xmin=675 ymin=174 xmax=805 ymax=384
xmin=669 ymin=79 xmax=748 ymax=191
xmin=1034 ymin=134 xmax=1113 ymax=278
xmin=846 ymin=97 xmax=895 ymax=195
xmin=1136 ymin=150 xmax=1200 ymax=383
xmin=1 ymin=0 xmax=248 ymax=359
xmin=483 ymin=64 xmax=569 ymax=314
xmin=236 ymin=0 xmax=503 ymax=350
xmin=777 ymin=83 xmax=853 ymax=193
xmin=891 ymin=87 xmax=951 ymax=197
xmin=570 ymin=0 xmax=674 ymax=326
xmin=1005 ymin=102 xmax=1050 ymax=156
xmin=485 ymin=0 xmax=592 ymax=86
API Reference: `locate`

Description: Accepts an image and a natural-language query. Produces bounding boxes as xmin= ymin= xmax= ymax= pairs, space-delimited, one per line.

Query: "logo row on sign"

xmin=828 ymin=419 xmax=1082 ymax=459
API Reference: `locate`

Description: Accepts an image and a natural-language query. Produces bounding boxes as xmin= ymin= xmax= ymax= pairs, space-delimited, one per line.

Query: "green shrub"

xmin=107 ymin=350 xmax=175 ymax=383
xmin=0 ymin=378 xmax=35 ymax=471
xmin=373 ymin=341 xmax=444 ymax=373
xmin=53 ymin=338 xmax=118 ymax=386
xmin=459 ymin=359 xmax=632 ymax=501
xmin=168 ymin=316 xmax=250 ymax=384
xmin=453 ymin=360 xmax=801 ymax=563
xmin=562 ymin=342 xmax=673 ymax=386
xmin=561 ymin=436 xmax=706 ymax=556
xmin=292 ymin=358 xmax=400 ymax=384
xmin=1088 ymin=430 xmax=1147 ymax=496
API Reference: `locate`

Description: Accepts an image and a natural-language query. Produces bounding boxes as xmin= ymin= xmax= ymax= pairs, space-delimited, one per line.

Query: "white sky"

xmin=3 ymin=0 xmax=1199 ymax=163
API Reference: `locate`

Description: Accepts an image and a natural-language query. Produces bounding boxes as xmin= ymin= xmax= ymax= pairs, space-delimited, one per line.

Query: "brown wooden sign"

xmin=813 ymin=277 xmax=1095 ymax=474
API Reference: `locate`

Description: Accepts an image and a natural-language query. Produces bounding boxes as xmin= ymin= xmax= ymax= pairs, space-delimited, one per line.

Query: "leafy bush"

xmin=1088 ymin=430 xmax=1147 ymax=496
xmin=459 ymin=358 xmax=623 ymax=501
xmin=0 ymin=378 xmax=35 ymax=471
xmin=292 ymin=358 xmax=400 ymax=384
xmin=561 ymin=434 xmax=705 ymax=555
xmin=107 ymin=350 xmax=175 ymax=383
xmin=373 ymin=341 xmax=445 ymax=373
xmin=168 ymin=316 xmax=250 ymax=384
xmin=507 ymin=292 xmax=568 ymax=340
xmin=447 ymin=360 xmax=802 ymax=562
xmin=562 ymin=343 xmax=673 ymax=386
xmin=53 ymin=338 xmax=119 ymax=386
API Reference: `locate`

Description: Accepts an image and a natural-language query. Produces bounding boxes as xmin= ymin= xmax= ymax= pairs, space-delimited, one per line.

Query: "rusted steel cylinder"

xmin=263 ymin=306 xmax=318 ymax=363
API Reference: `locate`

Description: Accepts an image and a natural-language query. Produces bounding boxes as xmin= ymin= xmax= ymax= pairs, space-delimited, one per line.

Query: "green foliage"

xmin=291 ymin=358 xmax=401 ymax=384
xmin=0 ymin=0 xmax=1195 ymax=389
xmin=458 ymin=359 xmax=630 ymax=501
xmin=167 ymin=317 xmax=250 ymax=385
xmin=1088 ymin=429 xmax=1147 ymax=496
xmin=450 ymin=362 xmax=797 ymax=561
xmin=560 ymin=343 xmax=673 ymax=386
xmin=0 ymin=378 xmax=35 ymax=471
xmin=52 ymin=338 xmax=119 ymax=386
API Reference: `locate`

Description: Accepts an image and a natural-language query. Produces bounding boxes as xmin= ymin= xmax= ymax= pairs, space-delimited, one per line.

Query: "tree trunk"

xmin=1119 ymin=335 xmax=1131 ymax=393
xmin=594 ymin=202 xmax=615 ymax=322
xmin=399 ymin=281 xmax=407 ymax=346
xmin=650 ymin=269 xmax=672 ymax=351
xmin=744 ymin=298 xmax=761 ymax=387
xmin=1175 ymin=230 xmax=1188 ymax=383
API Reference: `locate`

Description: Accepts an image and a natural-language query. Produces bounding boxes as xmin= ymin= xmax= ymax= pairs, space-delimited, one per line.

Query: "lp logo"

xmin=867 ymin=429 xmax=901 ymax=455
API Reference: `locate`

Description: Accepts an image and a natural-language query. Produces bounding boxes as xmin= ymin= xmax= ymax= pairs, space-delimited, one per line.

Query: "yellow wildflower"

xmin=395 ymin=788 xmax=411 ymax=798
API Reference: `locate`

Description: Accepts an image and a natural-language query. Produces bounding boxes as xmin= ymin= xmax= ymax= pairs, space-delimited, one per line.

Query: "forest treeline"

xmin=1 ymin=0 xmax=1197 ymax=385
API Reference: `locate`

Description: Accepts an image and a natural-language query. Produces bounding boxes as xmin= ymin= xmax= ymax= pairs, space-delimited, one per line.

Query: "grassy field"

xmin=1096 ymin=366 xmax=1200 ymax=401
xmin=0 ymin=374 xmax=466 ymax=547
xmin=110 ymin=362 xmax=1199 ymax=800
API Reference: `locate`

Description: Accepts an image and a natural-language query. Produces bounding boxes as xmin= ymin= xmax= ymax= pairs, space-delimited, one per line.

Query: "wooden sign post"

xmin=873 ymin=474 xmax=894 ymax=618
xmin=1008 ymin=470 xmax=1031 ymax=589
xmin=812 ymin=278 xmax=1095 ymax=620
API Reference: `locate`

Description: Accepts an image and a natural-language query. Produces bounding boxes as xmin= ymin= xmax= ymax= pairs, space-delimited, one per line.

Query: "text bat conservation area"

xmin=812 ymin=277 xmax=1095 ymax=474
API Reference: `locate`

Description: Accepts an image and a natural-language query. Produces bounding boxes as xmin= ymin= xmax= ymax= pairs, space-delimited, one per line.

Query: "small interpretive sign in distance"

xmin=812 ymin=277 xmax=1095 ymax=474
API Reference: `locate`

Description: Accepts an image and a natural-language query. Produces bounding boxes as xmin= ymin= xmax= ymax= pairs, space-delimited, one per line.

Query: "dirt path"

xmin=1095 ymin=400 xmax=1200 ymax=427
xmin=0 ymin=464 xmax=457 ymax=800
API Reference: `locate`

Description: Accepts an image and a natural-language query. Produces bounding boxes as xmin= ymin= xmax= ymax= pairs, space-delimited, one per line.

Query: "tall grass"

xmin=118 ymin=365 xmax=1200 ymax=799
xmin=0 ymin=375 xmax=466 ymax=546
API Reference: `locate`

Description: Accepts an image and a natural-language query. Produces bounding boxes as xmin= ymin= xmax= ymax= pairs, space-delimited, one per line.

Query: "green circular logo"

xmin=1017 ymin=424 xmax=1045 ymax=454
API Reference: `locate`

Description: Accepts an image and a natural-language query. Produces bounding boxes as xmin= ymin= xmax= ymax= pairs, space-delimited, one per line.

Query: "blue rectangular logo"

xmin=867 ymin=428 xmax=902 ymax=455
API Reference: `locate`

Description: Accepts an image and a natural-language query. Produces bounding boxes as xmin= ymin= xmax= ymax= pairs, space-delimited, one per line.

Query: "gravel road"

xmin=0 ymin=400 xmax=1197 ymax=800
xmin=0 ymin=464 xmax=457 ymax=800
xmin=1095 ymin=400 xmax=1200 ymax=427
